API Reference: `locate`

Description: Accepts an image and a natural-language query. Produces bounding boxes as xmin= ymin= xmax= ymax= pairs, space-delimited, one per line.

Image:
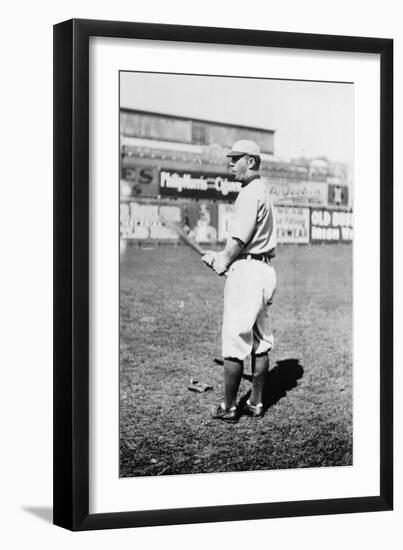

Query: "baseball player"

xmin=202 ymin=140 xmax=277 ymax=423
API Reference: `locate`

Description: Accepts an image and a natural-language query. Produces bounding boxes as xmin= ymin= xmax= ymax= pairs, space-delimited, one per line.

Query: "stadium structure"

xmin=120 ymin=109 xmax=353 ymax=246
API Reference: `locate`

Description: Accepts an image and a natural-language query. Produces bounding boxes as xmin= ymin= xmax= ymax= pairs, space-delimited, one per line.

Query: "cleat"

xmin=211 ymin=403 xmax=238 ymax=423
xmin=243 ymin=401 xmax=264 ymax=418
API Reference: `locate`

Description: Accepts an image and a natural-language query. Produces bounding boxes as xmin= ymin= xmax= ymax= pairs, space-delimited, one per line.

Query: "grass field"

xmin=120 ymin=243 xmax=352 ymax=477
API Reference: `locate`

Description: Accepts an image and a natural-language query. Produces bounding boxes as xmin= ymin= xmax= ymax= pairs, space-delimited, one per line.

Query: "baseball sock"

xmin=223 ymin=357 xmax=243 ymax=409
xmin=250 ymin=353 xmax=269 ymax=406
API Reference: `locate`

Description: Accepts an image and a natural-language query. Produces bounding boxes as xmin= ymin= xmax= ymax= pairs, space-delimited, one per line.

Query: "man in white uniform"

xmin=202 ymin=140 xmax=277 ymax=423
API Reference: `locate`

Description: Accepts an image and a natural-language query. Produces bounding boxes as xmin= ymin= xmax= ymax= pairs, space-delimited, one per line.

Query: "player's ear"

xmin=246 ymin=155 xmax=255 ymax=169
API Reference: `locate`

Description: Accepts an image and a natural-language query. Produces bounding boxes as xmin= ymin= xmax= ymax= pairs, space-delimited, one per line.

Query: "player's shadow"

xmin=240 ymin=358 xmax=304 ymax=412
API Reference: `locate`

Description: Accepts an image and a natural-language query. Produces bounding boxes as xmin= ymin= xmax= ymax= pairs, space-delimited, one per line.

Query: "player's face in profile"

xmin=228 ymin=154 xmax=249 ymax=182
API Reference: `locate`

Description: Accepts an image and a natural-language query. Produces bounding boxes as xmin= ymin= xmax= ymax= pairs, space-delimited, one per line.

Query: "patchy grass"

xmin=120 ymin=243 xmax=352 ymax=477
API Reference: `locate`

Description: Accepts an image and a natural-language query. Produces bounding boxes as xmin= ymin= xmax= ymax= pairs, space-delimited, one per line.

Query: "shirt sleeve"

xmin=229 ymin=185 xmax=259 ymax=245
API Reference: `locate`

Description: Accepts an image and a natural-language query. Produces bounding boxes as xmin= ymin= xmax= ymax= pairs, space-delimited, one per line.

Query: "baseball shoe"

xmin=242 ymin=400 xmax=264 ymax=418
xmin=211 ymin=403 xmax=238 ymax=423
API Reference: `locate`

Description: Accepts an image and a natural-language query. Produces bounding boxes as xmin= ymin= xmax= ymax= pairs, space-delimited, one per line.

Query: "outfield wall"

xmin=120 ymin=198 xmax=353 ymax=245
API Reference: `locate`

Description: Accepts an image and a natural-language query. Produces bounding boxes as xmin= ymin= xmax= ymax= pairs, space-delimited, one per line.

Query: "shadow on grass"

xmin=264 ymin=358 xmax=304 ymax=410
xmin=238 ymin=358 xmax=304 ymax=413
xmin=215 ymin=357 xmax=303 ymax=404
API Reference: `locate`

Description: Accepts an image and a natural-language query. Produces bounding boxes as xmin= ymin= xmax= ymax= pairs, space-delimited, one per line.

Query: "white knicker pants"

xmin=222 ymin=258 xmax=276 ymax=360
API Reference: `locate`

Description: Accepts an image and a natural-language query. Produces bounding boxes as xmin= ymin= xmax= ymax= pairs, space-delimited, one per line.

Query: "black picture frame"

xmin=53 ymin=18 xmax=393 ymax=531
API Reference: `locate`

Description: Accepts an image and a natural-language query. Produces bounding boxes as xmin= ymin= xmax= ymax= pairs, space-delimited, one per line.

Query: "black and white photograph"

xmin=0 ymin=0 xmax=398 ymax=543
xmin=119 ymin=71 xmax=354 ymax=477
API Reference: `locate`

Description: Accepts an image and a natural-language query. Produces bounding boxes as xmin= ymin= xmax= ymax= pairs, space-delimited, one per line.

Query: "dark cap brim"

xmin=226 ymin=151 xmax=244 ymax=158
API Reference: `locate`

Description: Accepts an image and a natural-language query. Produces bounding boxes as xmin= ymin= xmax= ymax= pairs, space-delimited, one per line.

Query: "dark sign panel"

xmin=310 ymin=208 xmax=353 ymax=242
xmin=328 ymin=184 xmax=349 ymax=206
xmin=159 ymin=169 xmax=241 ymax=200
xmin=120 ymin=166 xmax=159 ymax=197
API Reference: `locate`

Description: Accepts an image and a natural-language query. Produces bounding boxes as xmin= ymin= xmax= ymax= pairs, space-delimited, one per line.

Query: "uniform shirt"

xmin=229 ymin=175 xmax=276 ymax=255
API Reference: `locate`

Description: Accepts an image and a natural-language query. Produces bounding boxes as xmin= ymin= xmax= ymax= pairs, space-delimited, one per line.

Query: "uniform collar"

xmin=241 ymin=173 xmax=260 ymax=188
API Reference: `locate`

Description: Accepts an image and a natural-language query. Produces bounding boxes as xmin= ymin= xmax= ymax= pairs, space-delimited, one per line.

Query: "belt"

xmin=237 ymin=252 xmax=274 ymax=263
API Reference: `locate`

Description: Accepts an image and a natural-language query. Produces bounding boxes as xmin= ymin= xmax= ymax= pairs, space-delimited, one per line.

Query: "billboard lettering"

xmin=218 ymin=204 xmax=310 ymax=244
xmin=310 ymin=208 xmax=353 ymax=243
xmin=120 ymin=202 xmax=181 ymax=240
xmin=268 ymin=181 xmax=328 ymax=206
xmin=120 ymin=166 xmax=159 ymax=197
xmin=160 ymin=170 xmax=240 ymax=200
xmin=275 ymin=207 xmax=310 ymax=243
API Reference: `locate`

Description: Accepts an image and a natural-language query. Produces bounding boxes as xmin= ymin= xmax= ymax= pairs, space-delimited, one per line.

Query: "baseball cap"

xmin=226 ymin=139 xmax=261 ymax=158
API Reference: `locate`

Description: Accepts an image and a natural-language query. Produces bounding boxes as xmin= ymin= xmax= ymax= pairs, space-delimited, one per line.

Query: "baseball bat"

xmin=159 ymin=215 xmax=207 ymax=256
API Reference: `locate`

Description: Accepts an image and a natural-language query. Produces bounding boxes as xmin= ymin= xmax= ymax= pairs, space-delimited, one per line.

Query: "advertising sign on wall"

xmin=218 ymin=203 xmax=309 ymax=244
xmin=120 ymin=201 xmax=181 ymax=240
xmin=181 ymin=201 xmax=218 ymax=244
xmin=217 ymin=203 xmax=235 ymax=242
xmin=328 ymin=184 xmax=349 ymax=206
xmin=310 ymin=208 xmax=353 ymax=242
xmin=120 ymin=165 xmax=159 ymax=197
xmin=276 ymin=206 xmax=310 ymax=243
xmin=268 ymin=181 xmax=328 ymax=206
xmin=160 ymin=169 xmax=240 ymax=201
